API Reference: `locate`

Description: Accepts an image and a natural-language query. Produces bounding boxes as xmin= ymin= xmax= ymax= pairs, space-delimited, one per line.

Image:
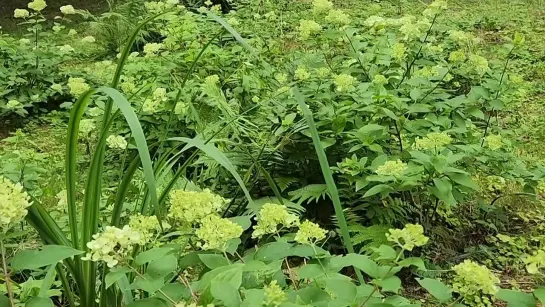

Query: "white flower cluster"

xmin=106 ymin=135 xmax=128 ymax=150
xmin=0 ymin=176 xmax=31 ymax=231
xmin=82 ymin=225 xmax=142 ymax=267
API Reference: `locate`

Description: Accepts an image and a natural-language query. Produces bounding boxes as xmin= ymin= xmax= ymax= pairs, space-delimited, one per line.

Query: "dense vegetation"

xmin=1 ymin=0 xmax=545 ymax=306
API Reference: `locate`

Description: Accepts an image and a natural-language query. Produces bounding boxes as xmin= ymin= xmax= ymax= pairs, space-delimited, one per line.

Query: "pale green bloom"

xmin=60 ymin=5 xmax=75 ymax=15
xmin=509 ymin=74 xmax=524 ymax=86
xmin=294 ymin=220 xmax=327 ymax=245
xmin=315 ymin=67 xmax=330 ymax=78
xmin=275 ymin=73 xmax=288 ymax=84
xmin=513 ymin=32 xmax=525 ymax=46
xmin=391 ymin=43 xmax=406 ymax=61
xmin=399 ymin=22 xmax=421 ymax=41
xmin=372 ymin=74 xmax=388 ymax=86
xmin=468 ymin=54 xmax=489 ymax=75
xmin=252 ymin=203 xmax=299 ymax=238
xmin=106 ymin=135 xmax=128 ymax=150
xmin=6 ymin=100 xmax=22 ymax=109
xmin=452 ymin=260 xmax=499 ymax=306
xmin=448 ymin=50 xmax=466 ymax=63
xmin=19 ymin=38 xmax=31 ymax=44
xmin=485 ymin=134 xmax=503 ymax=150
xmin=524 ymin=250 xmax=545 ymax=274
xmin=0 ymin=176 xmax=31 ymax=231
xmin=120 ymin=78 xmax=136 ymax=94
xmin=295 ymin=66 xmax=310 ymax=81
xmin=129 ymin=214 xmax=162 ymax=243
xmin=376 ymin=160 xmax=407 ymax=177
xmin=81 ymin=36 xmax=96 ymax=43
xmin=264 ymin=280 xmax=286 ymax=306
xmin=142 ymin=99 xmax=159 ymax=114
xmin=153 ymin=87 xmax=168 ymax=102
xmin=333 ymin=74 xmax=357 ymax=92
xmin=79 ymin=119 xmax=95 ymax=137
xmin=386 ymin=224 xmax=429 ymax=251
xmin=168 ymin=189 xmax=227 ymax=224
xmin=51 ymin=83 xmax=62 ymax=92
xmin=143 ymin=43 xmax=163 ymax=56
xmin=227 ymin=17 xmax=240 ymax=26
xmin=312 ymin=0 xmax=333 ymax=14
xmin=54 ymin=189 xmax=67 ymax=211
xmin=204 ymin=74 xmax=220 ymax=85
xmin=28 ymin=0 xmax=47 ymax=12
xmin=413 ymin=66 xmax=440 ymax=78
xmin=14 ymin=9 xmax=30 ymax=18
xmin=364 ymin=16 xmax=386 ymax=29
xmin=81 ymin=225 xmax=143 ymax=268
xmin=537 ymin=180 xmax=545 ymax=195
xmin=68 ymin=29 xmax=78 ymax=36
xmin=52 ymin=25 xmax=62 ymax=32
xmin=423 ymin=0 xmax=447 ymax=17
xmin=414 ymin=132 xmax=452 ymax=151
xmin=68 ymin=77 xmax=89 ymax=96
xmin=449 ymin=30 xmax=475 ymax=46
xmin=196 ymin=215 xmax=243 ymax=251
xmin=325 ymin=9 xmax=350 ymax=26
xmin=59 ymin=45 xmax=75 ymax=53
xmin=298 ymin=20 xmax=322 ymax=40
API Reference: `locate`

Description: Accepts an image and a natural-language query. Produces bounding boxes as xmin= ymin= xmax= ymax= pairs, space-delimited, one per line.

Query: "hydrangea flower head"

xmin=275 ymin=73 xmax=288 ymax=84
xmin=59 ymin=45 xmax=75 ymax=53
xmin=28 ymin=0 xmax=47 ymax=12
xmin=485 ymin=175 xmax=506 ymax=193
xmin=295 ymin=66 xmax=310 ymax=81
xmin=252 ymin=203 xmax=299 ymax=238
xmin=14 ymin=9 xmax=30 ymax=18
xmin=524 ymin=250 xmax=545 ymax=274
xmin=0 ymin=176 xmax=31 ymax=231
xmin=294 ymin=220 xmax=327 ymax=245
xmin=168 ymin=189 xmax=227 ymax=224
xmin=485 ymin=134 xmax=503 ymax=150
xmin=423 ymin=0 xmax=447 ymax=17
xmin=449 ymin=30 xmax=475 ymax=46
xmin=414 ymin=132 xmax=452 ymax=151
xmin=264 ymin=280 xmax=286 ymax=306
xmin=51 ymin=83 xmax=62 ymax=92
xmin=315 ymin=67 xmax=330 ymax=78
xmin=312 ymin=0 xmax=333 ymax=14
xmin=196 ymin=215 xmax=243 ymax=251
xmin=129 ymin=214 xmax=162 ymax=243
xmin=372 ymin=74 xmax=388 ymax=86
xmin=6 ymin=100 xmax=22 ymax=109
xmin=364 ymin=16 xmax=386 ymax=29
xmin=106 ymin=135 xmax=128 ymax=150
xmin=391 ymin=43 xmax=406 ymax=61
xmin=452 ymin=260 xmax=499 ymax=306
xmin=81 ymin=36 xmax=96 ymax=43
xmin=399 ymin=22 xmax=421 ymax=41
xmin=68 ymin=29 xmax=78 ymax=36
xmin=143 ymin=43 xmax=163 ymax=56
xmin=386 ymin=224 xmax=428 ymax=251
xmin=325 ymin=9 xmax=350 ymax=26
xmin=468 ymin=54 xmax=489 ymax=75
xmin=68 ymin=77 xmax=89 ymax=97
xmin=81 ymin=225 xmax=142 ymax=267
xmin=298 ymin=20 xmax=322 ymax=40
xmin=79 ymin=119 xmax=95 ymax=137
xmin=333 ymin=74 xmax=357 ymax=92
xmin=448 ymin=50 xmax=466 ymax=63
xmin=60 ymin=5 xmax=75 ymax=15
xmin=204 ymin=75 xmax=219 ymax=85
xmin=375 ymin=160 xmax=407 ymax=177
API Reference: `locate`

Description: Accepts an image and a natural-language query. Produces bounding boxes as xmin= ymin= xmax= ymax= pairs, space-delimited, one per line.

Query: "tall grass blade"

xmin=169 ymin=136 xmax=254 ymax=206
xmin=293 ymin=88 xmax=364 ymax=284
xmin=207 ymin=13 xmax=254 ymax=55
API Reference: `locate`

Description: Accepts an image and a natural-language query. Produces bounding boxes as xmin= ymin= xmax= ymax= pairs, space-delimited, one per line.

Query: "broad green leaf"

xmin=25 ymin=297 xmax=54 ymax=307
xmin=135 ymin=247 xmax=174 ymax=266
xmin=398 ymin=257 xmax=426 ymax=270
xmin=372 ymin=245 xmax=396 ymax=260
xmin=330 ymin=254 xmax=381 ymax=278
xmin=241 ymin=289 xmax=264 ymax=307
xmin=38 ymin=265 xmax=57 ymax=297
xmin=299 ymin=264 xmax=327 ymax=279
xmin=448 ymin=173 xmax=479 ymax=190
xmin=211 ymin=281 xmax=242 ymax=307
xmin=11 ymin=245 xmax=83 ymax=270
xmin=376 ymin=276 xmax=401 ymax=293
xmin=416 ymin=278 xmax=452 ymax=303
xmin=363 ymin=184 xmax=393 ymax=198
xmin=126 ymin=298 xmax=169 ymax=307
xmin=105 ymin=267 xmax=131 ymax=289
xmin=496 ymin=289 xmax=537 ymax=307
xmin=199 ymin=254 xmax=230 ymax=269
xmin=326 ymin=279 xmax=357 ymax=303
xmin=533 ymin=287 xmax=545 ymax=304
xmin=229 ymin=216 xmax=252 ymax=231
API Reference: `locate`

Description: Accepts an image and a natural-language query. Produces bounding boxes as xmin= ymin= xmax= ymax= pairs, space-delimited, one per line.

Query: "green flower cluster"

xmin=195 ymin=215 xmax=243 ymax=251
xmin=28 ymin=0 xmax=46 ymax=12
xmin=264 ymin=280 xmax=286 ymax=306
xmin=143 ymin=87 xmax=168 ymax=114
xmin=375 ymin=160 xmax=407 ymax=177
xmin=485 ymin=135 xmax=503 ymax=151
xmin=252 ymin=203 xmax=299 ymax=238
xmin=68 ymin=78 xmax=90 ymax=97
xmin=106 ymin=135 xmax=128 ymax=150
xmin=82 ymin=225 xmax=143 ymax=268
xmin=79 ymin=119 xmax=95 ymax=138
xmin=333 ymin=74 xmax=357 ymax=92
xmin=485 ymin=175 xmax=506 ymax=193
xmin=372 ymin=74 xmax=388 ymax=86
xmin=391 ymin=43 xmax=406 ymax=61
xmin=338 ymin=155 xmax=366 ymax=176
xmin=468 ymin=54 xmax=489 ymax=75
xmin=312 ymin=0 xmax=333 ymax=14
xmin=168 ymin=189 xmax=227 ymax=224
xmin=452 ymin=260 xmax=499 ymax=307
xmin=325 ymin=9 xmax=350 ymax=26
xmin=298 ymin=20 xmax=322 ymax=40
xmin=524 ymin=249 xmax=545 ymax=274
xmin=143 ymin=43 xmax=164 ymax=57
xmin=0 ymin=176 xmax=31 ymax=231
xmin=294 ymin=220 xmax=327 ymax=245
xmin=129 ymin=214 xmax=162 ymax=243
xmin=386 ymin=224 xmax=429 ymax=251
xmin=295 ymin=66 xmax=311 ymax=81
xmin=449 ymin=50 xmax=466 ymax=63
xmin=414 ymin=132 xmax=452 ymax=151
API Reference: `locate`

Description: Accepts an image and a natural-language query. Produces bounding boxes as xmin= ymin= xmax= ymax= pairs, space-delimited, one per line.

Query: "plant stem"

xmin=0 ymin=238 xmax=14 ymax=307
xmin=360 ymin=249 xmax=404 ymax=307
xmin=178 ymin=273 xmax=198 ymax=303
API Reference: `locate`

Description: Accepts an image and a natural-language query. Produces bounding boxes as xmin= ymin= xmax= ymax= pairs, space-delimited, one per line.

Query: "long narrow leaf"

xmin=293 ymin=88 xmax=364 ymax=284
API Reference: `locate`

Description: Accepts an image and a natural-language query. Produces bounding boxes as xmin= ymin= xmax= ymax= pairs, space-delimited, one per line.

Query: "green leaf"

xmin=38 ymin=265 xmax=57 ymax=297
xmin=25 ymin=297 xmax=55 ymax=307
xmin=135 ymin=247 xmax=174 ymax=266
xmin=363 ymin=184 xmax=393 ymax=198
xmin=398 ymin=257 xmax=426 ymax=270
xmin=448 ymin=173 xmax=479 ymax=190
xmin=207 ymin=13 xmax=254 ymax=55
xmin=11 ymin=245 xmax=83 ymax=270
xmin=229 ymin=216 xmax=252 ymax=231
xmin=410 ymin=88 xmax=422 ymax=101
xmin=330 ymin=254 xmax=381 ymax=279
xmin=105 ymin=267 xmax=131 ymax=289
xmin=211 ymin=281 xmax=242 ymax=307
xmin=496 ymin=289 xmax=537 ymax=307
xmin=430 ymin=178 xmax=456 ymax=205
xmin=372 ymin=245 xmax=396 ymax=260
xmin=376 ymin=276 xmax=401 ymax=293
xmin=533 ymin=287 xmax=545 ymax=304
xmin=199 ymin=254 xmax=230 ymax=269
xmin=416 ymin=278 xmax=452 ymax=303
xmin=299 ymin=264 xmax=327 ymax=279
xmin=126 ymin=298 xmax=169 ymax=307
xmin=326 ymin=279 xmax=357 ymax=303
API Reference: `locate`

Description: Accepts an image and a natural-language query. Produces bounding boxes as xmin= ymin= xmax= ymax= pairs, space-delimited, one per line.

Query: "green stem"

xmin=0 ymin=238 xmax=15 ymax=307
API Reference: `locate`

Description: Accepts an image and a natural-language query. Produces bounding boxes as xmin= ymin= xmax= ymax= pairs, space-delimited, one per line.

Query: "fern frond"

xmin=288 ymin=184 xmax=329 ymax=205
